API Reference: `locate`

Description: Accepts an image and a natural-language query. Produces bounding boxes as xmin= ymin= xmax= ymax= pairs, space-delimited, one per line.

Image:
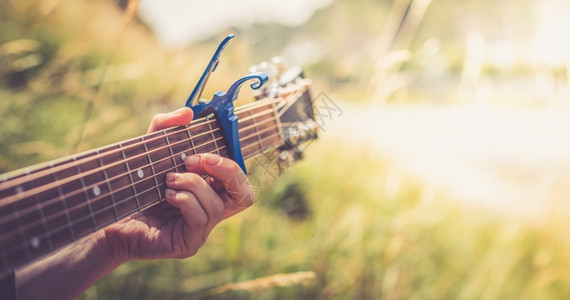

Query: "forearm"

xmin=15 ymin=230 xmax=123 ymax=300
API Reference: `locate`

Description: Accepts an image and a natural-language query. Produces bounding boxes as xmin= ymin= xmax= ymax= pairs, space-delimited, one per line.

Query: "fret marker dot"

xmin=16 ymin=186 xmax=24 ymax=194
xmin=137 ymin=169 xmax=144 ymax=178
xmin=30 ymin=237 xmax=40 ymax=249
xmin=181 ymin=153 xmax=187 ymax=162
xmin=93 ymin=186 xmax=101 ymax=196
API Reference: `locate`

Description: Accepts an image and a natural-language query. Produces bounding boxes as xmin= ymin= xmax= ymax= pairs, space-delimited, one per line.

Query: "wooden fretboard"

xmin=0 ymin=99 xmax=282 ymax=276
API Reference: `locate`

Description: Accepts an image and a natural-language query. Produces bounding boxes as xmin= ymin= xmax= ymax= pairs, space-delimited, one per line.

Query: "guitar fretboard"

xmin=0 ymin=100 xmax=282 ymax=276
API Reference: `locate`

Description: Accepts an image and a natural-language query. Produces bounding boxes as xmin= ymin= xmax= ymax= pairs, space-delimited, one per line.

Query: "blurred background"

xmin=3 ymin=0 xmax=570 ymax=298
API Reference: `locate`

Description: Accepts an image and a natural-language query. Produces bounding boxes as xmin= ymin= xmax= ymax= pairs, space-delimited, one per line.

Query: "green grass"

xmin=3 ymin=1 xmax=570 ymax=299
xmin=81 ymin=140 xmax=570 ymax=299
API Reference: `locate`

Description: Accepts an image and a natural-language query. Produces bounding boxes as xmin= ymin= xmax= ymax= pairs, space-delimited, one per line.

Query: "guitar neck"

xmin=0 ymin=98 xmax=282 ymax=275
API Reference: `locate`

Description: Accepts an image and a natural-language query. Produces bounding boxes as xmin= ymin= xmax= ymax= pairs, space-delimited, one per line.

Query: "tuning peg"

xmin=277 ymin=150 xmax=292 ymax=172
xmin=271 ymin=56 xmax=287 ymax=76
xmin=250 ymin=61 xmax=279 ymax=101
xmin=276 ymin=147 xmax=306 ymax=173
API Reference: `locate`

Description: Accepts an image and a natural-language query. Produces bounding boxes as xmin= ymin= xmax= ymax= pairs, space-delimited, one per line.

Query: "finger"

xmin=184 ymin=154 xmax=254 ymax=210
xmin=147 ymin=107 xmax=194 ymax=133
xmin=166 ymin=172 xmax=225 ymax=238
xmin=163 ymin=188 xmax=207 ymax=256
xmin=207 ymin=176 xmax=225 ymax=194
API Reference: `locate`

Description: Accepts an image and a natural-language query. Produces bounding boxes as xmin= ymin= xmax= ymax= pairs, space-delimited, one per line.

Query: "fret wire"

xmin=241 ymin=131 xmax=282 ymax=160
xmin=1 ymin=152 xmax=184 ymax=254
xmin=0 ymin=128 xmax=276 ymax=238
xmin=0 ymin=102 xmax=287 ymax=272
xmin=0 ymin=106 xmax=275 ymax=192
xmin=0 ymin=157 xmax=177 ymax=247
xmin=236 ymin=103 xmax=274 ymax=119
xmin=238 ymin=112 xmax=278 ymax=134
xmin=0 ymin=118 xmax=277 ymax=229
xmin=75 ymin=158 xmax=98 ymax=232
xmin=187 ymin=126 xmax=197 ymax=155
xmin=1 ymin=135 xmax=230 ymax=255
xmin=1 ymin=115 xmax=277 ymax=228
xmin=52 ymin=168 xmax=76 ymax=241
xmin=0 ymin=134 xmax=226 ymax=231
xmin=119 ymin=143 xmax=141 ymax=212
xmin=29 ymin=178 xmax=54 ymax=252
xmin=0 ymin=130 xmax=283 ymax=252
xmin=234 ymin=96 xmax=283 ymax=114
xmin=250 ymin=108 xmax=264 ymax=152
xmin=237 ymin=106 xmax=275 ymax=122
xmin=240 ymin=124 xmax=281 ymax=148
xmin=0 ymin=117 xmax=215 ymax=189
xmin=141 ymin=136 xmax=162 ymax=200
xmin=241 ymin=131 xmax=282 ymax=152
xmin=0 ymin=125 xmax=226 ymax=206
xmin=97 ymin=149 xmax=119 ymax=222
xmin=207 ymin=116 xmax=221 ymax=156
xmin=164 ymin=131 xmax=178 ymax=173
xmin=270 ymin=101 xmax=285 ymax=143
xmin=0 ymin=111 xmax=281 ymax=239
xmin=8 ymin=196 xmax=32 ymax=261
xmin=208 ymin=116 xmax=220 ymax=155
xmin=2 ymin=183 xmax=164 ymax=258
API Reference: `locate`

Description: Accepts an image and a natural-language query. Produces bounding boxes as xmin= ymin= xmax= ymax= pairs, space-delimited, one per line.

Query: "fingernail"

xmin=166 ymin=172 xmax=179 ymax=182
xmin=174 ymin=107 xmax=189 ymax=114
xmin=165 ymin=188 xmax=176 ymax=197
xmin=204 ymin=153 xmax=222 ymax=165
xmin=185 ymin=155 xmax=200 ymax=167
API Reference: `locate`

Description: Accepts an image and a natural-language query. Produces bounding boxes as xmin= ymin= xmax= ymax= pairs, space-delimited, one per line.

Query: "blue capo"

xmin=185 ymin=34 xmax=268 ymax=173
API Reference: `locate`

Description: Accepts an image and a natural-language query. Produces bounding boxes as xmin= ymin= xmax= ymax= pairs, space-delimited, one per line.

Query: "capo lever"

xmin=185 ymin=34 xmax=235 ymax=107
xmin=185 ymin=34 xmax=269 ymax=173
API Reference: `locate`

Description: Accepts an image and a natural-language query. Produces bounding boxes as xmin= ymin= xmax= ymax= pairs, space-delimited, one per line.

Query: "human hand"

xmin=103 ymin=107 xmax=254 ymax=263
xmin=15 ymin=107 xmax=255 ymax=300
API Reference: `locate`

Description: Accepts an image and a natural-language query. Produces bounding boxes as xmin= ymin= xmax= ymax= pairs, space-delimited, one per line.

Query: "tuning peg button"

xmin=277 ymin=150 xmax=294 ymax=172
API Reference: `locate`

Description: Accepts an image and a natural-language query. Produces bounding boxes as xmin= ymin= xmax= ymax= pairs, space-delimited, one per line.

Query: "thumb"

xmin=147 ymin=107 xmax=194 ymax=133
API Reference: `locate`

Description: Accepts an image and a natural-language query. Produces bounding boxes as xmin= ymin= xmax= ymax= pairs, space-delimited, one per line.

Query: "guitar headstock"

xmin=248 ymin=57 xmax=319 ymax=171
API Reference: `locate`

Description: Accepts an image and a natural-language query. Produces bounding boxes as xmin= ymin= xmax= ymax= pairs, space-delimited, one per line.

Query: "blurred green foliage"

xmin=84 ymin=140 xmax=570 ymax=299
xmin=2 ymin=0 xmax=570 ymax=299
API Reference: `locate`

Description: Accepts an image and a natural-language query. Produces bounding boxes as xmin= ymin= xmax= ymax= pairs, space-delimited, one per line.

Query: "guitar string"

xmin=0 ymin=104 xmax=276 ymax=191
xmin=0 ymin=117 xmax=281 ymax=238
xmin=0 ymin=118 xmax=214 ymax=188
xmin=0 ymin=113 xmax=277 ymax=221
xmin=0 ymin=135 xmax=277 ymax=265
xmin=2 ymin=104 xmax=304 ymax=269
xmin=0 ymin=132 xmax=282 ymax=257
xmin=0 ymin=106 xmax=276 ymax=201
xmin=0 ymin=89 xmax=296 ymax=191
xmin=0 ymin=115 xmax=280 ymax=227
xmin=0 ymin=92 xmax=288 ymax=189
xmin=0 ymin=130 xmax=283 ymax=254
xmin=0 ymin=99 xmax=286 ymax=241
xmin=0 ymin=86 xmax=305 ymax=267
xmin=0 ymin=118 xmax=280 ymax=235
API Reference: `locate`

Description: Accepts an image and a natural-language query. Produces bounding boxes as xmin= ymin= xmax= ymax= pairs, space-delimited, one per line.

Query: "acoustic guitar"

xmin=0 ymin=35 xmax=318 ymax=278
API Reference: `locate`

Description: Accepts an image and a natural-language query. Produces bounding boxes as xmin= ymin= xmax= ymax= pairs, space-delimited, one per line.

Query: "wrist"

xmin=16 ymin=230 xmax=127 ymax=299
xmin=96 ymin=228 xmax=130 ymax=269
